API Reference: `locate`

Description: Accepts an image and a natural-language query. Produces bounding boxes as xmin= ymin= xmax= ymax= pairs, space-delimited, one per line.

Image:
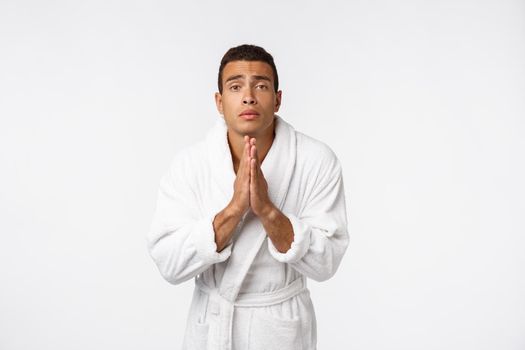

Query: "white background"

xmin=1 ymin=0 xmax=524 ymax=349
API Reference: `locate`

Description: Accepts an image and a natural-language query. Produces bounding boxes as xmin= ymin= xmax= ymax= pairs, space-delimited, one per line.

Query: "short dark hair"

xmin=217 ymin=44 xmax=279 ymax=94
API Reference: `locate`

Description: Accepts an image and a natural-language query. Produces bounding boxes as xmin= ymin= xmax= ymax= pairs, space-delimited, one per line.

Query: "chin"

xmin=226 ymin=116 xmax=272 ymax=135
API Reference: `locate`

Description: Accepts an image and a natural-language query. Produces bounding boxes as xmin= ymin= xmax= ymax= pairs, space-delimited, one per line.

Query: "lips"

xmin=239 ymin=109 xmax=260 ymax=120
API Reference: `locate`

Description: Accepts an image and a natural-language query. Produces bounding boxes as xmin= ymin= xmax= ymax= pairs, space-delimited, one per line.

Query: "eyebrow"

xmin=252 ymin=75 xmax=271 ymax=83
xmin=224 ymin=74 xmax=272 ymax=84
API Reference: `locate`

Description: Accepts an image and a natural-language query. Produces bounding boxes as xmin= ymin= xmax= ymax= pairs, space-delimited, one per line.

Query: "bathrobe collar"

xmin=206 ymin=114 xmax=297 ymax=204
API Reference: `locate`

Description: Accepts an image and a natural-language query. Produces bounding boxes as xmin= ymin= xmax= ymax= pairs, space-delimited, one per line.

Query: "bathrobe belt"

xmin=195 ymin=276 xmax=307 ymax=350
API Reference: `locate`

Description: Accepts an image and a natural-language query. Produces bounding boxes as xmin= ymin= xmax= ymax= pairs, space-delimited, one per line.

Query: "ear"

xmin=274 ymin=90 xmax=282 ymax=112
xmin=214 ymin=92 xmax=223 ymax=114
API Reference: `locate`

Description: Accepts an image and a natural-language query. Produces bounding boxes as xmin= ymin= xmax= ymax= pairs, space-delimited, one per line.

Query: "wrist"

xmin=226 ymin=202 xmax=245 ymax=220
xmin=259 ymin=204 xmax=278 ymax=223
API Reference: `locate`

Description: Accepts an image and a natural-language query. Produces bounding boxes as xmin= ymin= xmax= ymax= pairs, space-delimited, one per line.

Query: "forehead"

xmin=222 ymin=60 xmax=274 ymax=82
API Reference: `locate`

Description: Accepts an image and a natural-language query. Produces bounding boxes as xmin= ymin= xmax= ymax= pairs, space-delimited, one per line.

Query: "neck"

xmin=228 ymin=120 xmax=276 ymax=173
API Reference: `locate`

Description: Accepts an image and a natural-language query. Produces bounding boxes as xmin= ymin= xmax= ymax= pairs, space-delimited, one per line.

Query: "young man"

xmin=146 ymin=44 xmax=349 ymax=350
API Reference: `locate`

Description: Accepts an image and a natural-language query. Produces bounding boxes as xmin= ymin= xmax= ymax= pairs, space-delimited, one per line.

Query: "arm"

xmin=213 ymin=203 xmax=244 ymax=252
xmin=266 ymin=154 xmax=350 ymax=282
xmin=146 ymin=157 xmax=234 ymax=285
xmin=260 ymin=206 xmax=294 ymax=253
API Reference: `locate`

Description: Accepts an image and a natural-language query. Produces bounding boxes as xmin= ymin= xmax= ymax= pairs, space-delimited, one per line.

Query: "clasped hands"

xmin=230 ymin=135 xmax=276 ymax=219
xmin=217 ymin=136 xmax=293 ymax=253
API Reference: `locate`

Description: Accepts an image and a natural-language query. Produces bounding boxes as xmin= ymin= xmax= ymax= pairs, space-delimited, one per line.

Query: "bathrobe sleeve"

xmin=267 ymin=147 xmax=350 ymax=282
xmin=146 ymin=153 xmax=232 ymax=285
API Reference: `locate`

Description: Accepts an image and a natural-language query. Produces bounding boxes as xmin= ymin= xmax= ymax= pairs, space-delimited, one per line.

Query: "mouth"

xmin=239 ymin=110 xmax=260 ymax=120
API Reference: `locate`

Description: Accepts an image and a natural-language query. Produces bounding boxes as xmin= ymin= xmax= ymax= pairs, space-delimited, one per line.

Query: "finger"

xmin=245 ymin=136 xmax=251 ymax=158
xmin=239 ymin=141 xmax=247 ymax=165
xmin=250 ymin=138 xmax=256 ymax=153
xmin=244 ymin=145 xmax=250 ymax=169
xmin=238 ymin=142 xmax=249 ymax=178
xmin=251 ymin=144 xmax=259 ymax=166
xmin=245 ymin=144 xmax=251 ymax=175
xmin=251 ymin=158 xmax=256 ymax=182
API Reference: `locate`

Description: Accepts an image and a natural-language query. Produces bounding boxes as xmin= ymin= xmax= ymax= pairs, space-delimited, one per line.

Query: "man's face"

xmin=215 ymin=60 xmax=282 ymax=138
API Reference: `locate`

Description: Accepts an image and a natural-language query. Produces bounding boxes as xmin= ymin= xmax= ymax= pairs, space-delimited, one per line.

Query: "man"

xmin=146 ymin=44 xmax=349 ymax=350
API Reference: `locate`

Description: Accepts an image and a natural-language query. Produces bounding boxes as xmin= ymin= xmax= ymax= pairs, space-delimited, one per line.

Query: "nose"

xmin=242 ymin=91 xmax=256 ymax=105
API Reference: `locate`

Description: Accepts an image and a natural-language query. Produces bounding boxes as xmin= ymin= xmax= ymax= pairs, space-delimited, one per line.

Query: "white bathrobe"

xmin=146 ymin=115 xmax=349 ymax=350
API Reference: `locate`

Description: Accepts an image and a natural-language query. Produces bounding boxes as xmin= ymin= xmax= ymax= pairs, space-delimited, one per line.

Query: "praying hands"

xmin=247 ymin=136 xmax=274 ymax=217
xmin=214 ymin=135 xmax=294 ymax=253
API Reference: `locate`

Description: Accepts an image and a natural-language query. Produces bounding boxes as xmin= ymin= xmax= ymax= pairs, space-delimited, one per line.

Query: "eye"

xmin=229 ymin=84 xmax=240 ymax=91
xmin=256 ymin=84 xmax=268 ymax=90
